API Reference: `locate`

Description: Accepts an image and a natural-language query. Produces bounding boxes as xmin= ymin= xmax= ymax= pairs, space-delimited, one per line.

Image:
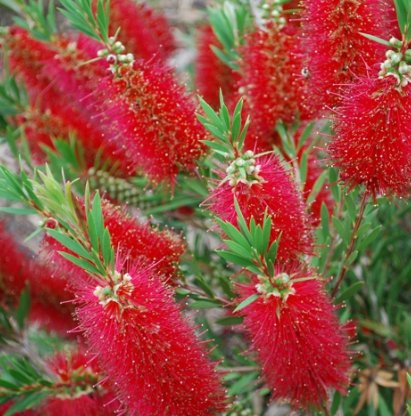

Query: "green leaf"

xmin=359 ymin=32 xmax=391 ymax=47
xmin=233 ymin=198 xmax=252 ymax=241
xmin=218 ymin=250 xmax=257 ymax=270
xmin=216 ymin=218 xmax=251 ymax=248
xmin=394 ymin=0 xmax=408 ymax=35
xmin=228 ymin=372 xmax=258 ymax=395
xmin=233 ymin=294 xmax=259 ymax=312
xmin=0 ymin=207 xmax=36 ymax=215
xmin=16 ymin=287 xmax=31 ymax=330
xmin=335 ymin=281 xmax=364 ymax=304
xmin=198 ymin=96 xmax=225 ymax=130
xmin=216 ymin=316 xmax=243 ymax=326
xmin=58 ymin=252 xmax=100 ymax=275
xmin=306 ymin=170 xmax=328 ymax=206
xmin=191 ymin=299 xmax=220 ymax=309
xmin=47 ymin=229 xmax=93 ymax=261
xmin=101 ymin=228 xmax=113 ymax=267
xmin=320 ymin=203 xmax=330 ymax=239
xmin=4 ymin=391 xmax=49 ymax=416
xmin=224 ymin=239 xmax=253 ymax=260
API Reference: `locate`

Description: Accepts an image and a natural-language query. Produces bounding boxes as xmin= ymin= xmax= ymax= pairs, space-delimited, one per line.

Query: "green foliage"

xmin=0 ymin=356 xmax=51 ymax=415
xmin=0 ymin=0 xmax=56 ymax=40
xmin=207 ymin=1 xmax=251 ymax=70
xmin=394 ymin=0 xmax=411 ymax=41
xmin=0 ymin=165 xmax=115 ymax=278
xmin=198 ymin=93 xmax=250 ymax=158
xmin=59 ymin=0 xmax=110 ymax=42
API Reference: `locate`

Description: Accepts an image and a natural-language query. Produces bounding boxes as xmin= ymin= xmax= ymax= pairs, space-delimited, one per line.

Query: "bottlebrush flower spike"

xmin=207 ymin=154 xmax=313 ymax=262
xmin=238 ymin=269 xmax=351 ymax=409
xmin=5 ymin=29 xmax=135 ymax=177
xmin=109 ymin=0 xmax=175 ymax=61
xmin=93 ymin=60 xmax=206 ymax=183
xmin=5 ymin=27 xmax=56 ymax=97
xmin=76 ymin=265 xmax=227 ymax=415
xmin=0 ymin=222 xmax=74 ymax=334
xmin=102 ymin=201 xmax=185 ymax=282
xmin=40 ymin=352 xmax=119 ymax=416
xmin=301 ymin=0 xmax=392 ymax=112
xmin=196 ymin=25 xmax=240 ymax=109
xmin=329 ymin=74 xmax=411 ymax=196
xmin=239 ymin=23 xmax=307 ymax=145
xmin=43 ymin=200 xmax=185 ymax=284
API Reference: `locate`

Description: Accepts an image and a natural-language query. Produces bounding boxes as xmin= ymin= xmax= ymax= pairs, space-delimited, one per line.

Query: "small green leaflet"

xmin=233 ymin=294 xmax=259 ymax=312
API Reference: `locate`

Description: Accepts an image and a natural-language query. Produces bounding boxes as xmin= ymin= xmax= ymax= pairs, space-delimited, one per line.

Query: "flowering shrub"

xmin=0 ymin=0 xmax=410 ymax=415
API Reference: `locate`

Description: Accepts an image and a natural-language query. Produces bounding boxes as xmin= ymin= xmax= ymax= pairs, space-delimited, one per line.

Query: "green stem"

xmin=331 ymin=191 xmax=369 ymax=299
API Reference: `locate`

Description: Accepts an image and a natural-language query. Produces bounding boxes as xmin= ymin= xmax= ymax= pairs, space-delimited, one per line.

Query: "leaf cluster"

xmin=0 ymin=356 xmax=51 ymax=416
xmin=207 ymin=1 xmax=251 ymax=70
xmin=59 ymin=0 xmax=110 ymax=42
xmin=0 ymin=0 xmax=56 ymax=40
xmin=0 ymin=165 xmax=115 ymax=280
xmin=394 ymin=0 xmax=411 ymax=41
xmin=217 ymin=199 xmax=279 ymax=280
xmin=197 ymin=94 xmax=250 ymax=158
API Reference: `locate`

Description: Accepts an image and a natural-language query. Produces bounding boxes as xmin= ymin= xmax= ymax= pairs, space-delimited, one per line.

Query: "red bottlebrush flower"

xmin=196 ymin=25 xmax=240 ymax=109
xmin=301 ymin=0 xmax=392 ymax=112
xmin=239 ymin=23 xmax=307 ymax=146
xmin=76 ymin=265 xmax=226 ymax=415
xmin=329 ymin=76 xmax=411 ymax=196
xmin=92 ymin=61 xmax=206 ymax=183
xmin=207 ymin=154 xmax=313 ymax=262
xmin=43 ymin=200 xmax=185 ymax=284
xmin=238 ymin=269 xmax=351 ymax=409
xmin=109 ymin=0 xmax=175 ymax=61
xmin=6 ymin=27 xmax=56 ymax=97
xmin=0 ymin=222 xmax=74 ymax=334
xmin=6 ymin=29 xmax=134 ymax=177
xmin=41 ymin=352 xmax=119 ymax=416
xmin=102 ymin=201 xmax=185 ymax=282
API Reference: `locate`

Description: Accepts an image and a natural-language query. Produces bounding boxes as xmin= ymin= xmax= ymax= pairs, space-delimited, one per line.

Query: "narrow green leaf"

xmin=198 ymin=96 xmax=225 ymax=130
xmin=216 ymin=316 xmax=243 ymax=326
xmin=191 ymin=299 xmax=220 ymax=309
xmin=306 ymin=170 xmax=328 ymax=206
xmin=58 ymin=252 xmax=100 ymax=275
xmin=335 ymin=281 xmax=364 ymax=304
xmin=0 ymin=207 xmax=35 ymax=215
xmin=47 ymin=229 xmax=93 ymax=261
xmin=4 ymin=391 xmax=49 ymax=416
xmin=233 ymin=293 xmax=259 ymax=312
xmin=16 ymin=288 xmax=31 ymax=330
xmin=224 ymin=239 xmax=253 ymax=260
xmin=359 ymin=32 xmax=391 ymax=47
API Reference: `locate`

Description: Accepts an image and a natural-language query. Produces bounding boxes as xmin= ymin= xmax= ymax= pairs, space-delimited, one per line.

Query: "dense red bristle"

xmin=329 ymin=76 xmax=411 ymax=196
xmin=109 ymin=0 xmax=175 ymax=61
xmin=301 ymin=0 xmax=392 ymax=112
xmin=93 ymin=61 xmax=207 ymax=183
xmin=40 ymin=351 xmax=119 ymax=416
xmin=196 ymin=25 xmax=240 ymax=109
xmin=76 ymin=267 xmax=227 ymax=415
xmin=238 ymin=271 xmax=351 ymax=408
xmin=207 ymin=155 xmax=313 ymax=262
xmin=43 ymin=199 xmax=185 ymax=284
xmin=6 ymin=29 xmax=135 ymax=176
xmin=240 ymin=23 xmax=308 ymax=145
xmin=102 ymin=201 xmax=185 ymax=282
xmin=0 ymin=222 xmax=74 ymax=334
